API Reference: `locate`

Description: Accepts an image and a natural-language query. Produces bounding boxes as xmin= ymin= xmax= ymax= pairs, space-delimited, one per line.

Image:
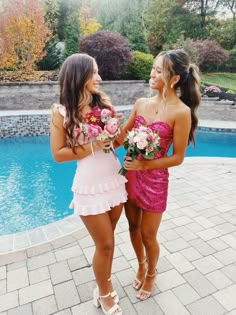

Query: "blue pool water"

xmin=0 ymin=129 xmax=236 ymax=235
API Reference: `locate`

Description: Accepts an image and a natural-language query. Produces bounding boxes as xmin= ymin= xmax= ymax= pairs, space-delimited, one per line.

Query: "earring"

xmin=171 ymin=83 xmax=174 ymax=89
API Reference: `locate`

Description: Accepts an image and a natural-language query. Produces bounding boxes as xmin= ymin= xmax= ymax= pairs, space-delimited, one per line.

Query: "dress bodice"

xmin=134 ymin=115 xmax=173 ymax=159
xmin=52 ymin=103 xmax=89 ymax=146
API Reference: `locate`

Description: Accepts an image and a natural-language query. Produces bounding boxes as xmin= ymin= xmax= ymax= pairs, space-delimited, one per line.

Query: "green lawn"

xmin=200 ymin=73 xmax=236 ymax=92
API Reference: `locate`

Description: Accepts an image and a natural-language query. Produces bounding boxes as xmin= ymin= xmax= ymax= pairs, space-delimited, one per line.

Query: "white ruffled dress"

xmin=54 ymin=104 xmax=127 ymax=216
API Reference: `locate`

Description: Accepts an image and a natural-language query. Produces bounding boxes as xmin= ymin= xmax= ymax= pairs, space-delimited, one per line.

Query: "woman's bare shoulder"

xmin=51 ymin=103 xmax=66 ymax=117
xmin=179 ymin=101 xmax=191 ymax=115
xmin=174 ymin=101 xmax=191 ymax=124
xmin=134 ymin=97 xmax=153 ymax=109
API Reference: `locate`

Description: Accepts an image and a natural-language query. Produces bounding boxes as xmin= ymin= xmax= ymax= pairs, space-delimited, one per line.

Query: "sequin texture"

xmin=125 ymin=115 xmax=173 ymax=212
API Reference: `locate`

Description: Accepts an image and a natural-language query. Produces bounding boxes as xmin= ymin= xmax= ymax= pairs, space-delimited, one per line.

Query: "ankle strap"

xmin=138 ymin=258 xmax=146 ymax=265
xmin=147 ymin=271 xmax=157 ymax=278
xmin=99 ymin=292 xmax=111 ymax=299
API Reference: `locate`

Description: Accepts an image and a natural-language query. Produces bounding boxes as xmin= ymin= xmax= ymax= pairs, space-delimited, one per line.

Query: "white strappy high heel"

xmin=136 ymin=271 xmax=157 ymax=301
xmin=108 ymin=278 xmax=119 ymax=304
xmin=93 ymin=287 xmax=122 ymax=315
xmin=133 ymin=258 xmax=147 ymax=290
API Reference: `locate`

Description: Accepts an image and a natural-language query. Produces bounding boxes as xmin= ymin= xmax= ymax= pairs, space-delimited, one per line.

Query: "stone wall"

xmin=0 ymin=81 xmax=236 ymax=121
xmin=0 ymin=81 xmax=150 ymax=110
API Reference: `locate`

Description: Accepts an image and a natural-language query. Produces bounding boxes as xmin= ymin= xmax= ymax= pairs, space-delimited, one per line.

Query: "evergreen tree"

xmin=92 ymin=0 xmax=148 ymax=52
xmin=63 ymin=11 xmax=80 ymax=59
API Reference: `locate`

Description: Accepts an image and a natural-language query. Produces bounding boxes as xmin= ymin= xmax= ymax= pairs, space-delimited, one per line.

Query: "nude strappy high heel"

xmin=108 ymin=278 xmax=119 ymax=304
xmin=136 ymin=271 xmax=157 ymax=301
xmin=133 ymin=258 xmax=147 ymax=290
xmin=93 ymin=287 xmax=122 ymax=315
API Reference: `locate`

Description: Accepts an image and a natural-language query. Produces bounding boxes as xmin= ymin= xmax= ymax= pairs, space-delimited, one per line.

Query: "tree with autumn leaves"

xmin=79 ymin=5 xmax=101 ymax=35
xmin=0 ymin=0 xmax=51 ymax=71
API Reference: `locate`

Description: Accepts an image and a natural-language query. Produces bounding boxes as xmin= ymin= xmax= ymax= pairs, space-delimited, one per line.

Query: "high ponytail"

xmin=157 ymin=49 xmax=201 ymax=145
xmin=179 ymin=64 xmax=201 ymax=145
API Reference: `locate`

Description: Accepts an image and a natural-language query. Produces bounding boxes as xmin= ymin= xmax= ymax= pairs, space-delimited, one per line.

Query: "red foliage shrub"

xmin=79 ymin=30 xmax=132 ymax=80
xmin=193 ymin=39 xmax=229 ymax=70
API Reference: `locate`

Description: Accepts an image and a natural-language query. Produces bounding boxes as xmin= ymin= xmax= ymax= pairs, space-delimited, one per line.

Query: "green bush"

xmin=36 ymin=36 xmax=63 ymax=70
xmin=166 ymin=36 xmax=199 ymax=65
xmin=218 ymin=48 xmax=236 ymax=72
xmin=127 ymin=51 xmax=154 ymax=80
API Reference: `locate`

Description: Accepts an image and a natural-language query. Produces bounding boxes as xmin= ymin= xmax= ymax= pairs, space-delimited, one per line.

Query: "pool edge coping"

xmin=0 ymin=214 xmax=86 ymax=258
xmin=0 ymin=224 xmax=89 ymax=265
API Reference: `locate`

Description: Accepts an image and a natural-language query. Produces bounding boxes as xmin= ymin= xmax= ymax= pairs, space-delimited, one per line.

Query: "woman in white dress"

xmin=50 ymin=53 xmax=126 ymax=315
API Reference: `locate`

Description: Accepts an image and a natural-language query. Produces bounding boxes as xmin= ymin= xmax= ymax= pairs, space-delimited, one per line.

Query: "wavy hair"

xmin=58 ymin=53 xmax=111 ymax=147
xmin=156 ymin=49 xmax=201 ymax=145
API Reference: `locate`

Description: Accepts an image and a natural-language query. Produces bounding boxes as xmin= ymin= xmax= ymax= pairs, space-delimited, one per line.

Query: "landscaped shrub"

xmin=203 ymin=85 xmax=222 ymax=97
xmin=203 ymin=85 xmax=236 ymax=103
xmin=165 ymin=36 xmax=199 ymax=65
xmin=127 ymin=51 xmax=154 ymax=80
xmin=218 ymin=48 xmax=236 ymax=72
xmin=193 ymin=39 xmax=229 ymax=72
xmin=79 ymin=30 xmax=132 ymax=80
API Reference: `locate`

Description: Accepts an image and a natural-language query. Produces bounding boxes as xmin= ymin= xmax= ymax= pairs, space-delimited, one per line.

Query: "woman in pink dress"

xmin=118 ymin=49 xmax=201 ymax=300
xmin=50 ymin=53 xmax=126 ymax=315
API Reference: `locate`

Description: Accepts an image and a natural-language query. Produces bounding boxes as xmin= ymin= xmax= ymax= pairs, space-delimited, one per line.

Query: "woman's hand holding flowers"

xmin=123 ymin=156 xmax=145 ymax=171
xmin=74 ymin=106 xmax=123 ymax=154
xmin=92 ymin=138 xmax=111 ymax=152
xmin=119 ymin=125 xmax=160 ymax=175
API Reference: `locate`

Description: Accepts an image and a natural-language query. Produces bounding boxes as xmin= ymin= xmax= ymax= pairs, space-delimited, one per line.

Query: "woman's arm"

xmin=50 ymin=109 xmax=107 ymax=162
xmin=123 ymin=108 xmax=191 ymax=170
xmin=114 ymin=100 xmax=140 ymax=148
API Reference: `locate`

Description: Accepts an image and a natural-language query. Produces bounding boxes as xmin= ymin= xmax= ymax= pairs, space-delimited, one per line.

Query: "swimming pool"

xmin=0 ymin=129 xmax=236 ymax=235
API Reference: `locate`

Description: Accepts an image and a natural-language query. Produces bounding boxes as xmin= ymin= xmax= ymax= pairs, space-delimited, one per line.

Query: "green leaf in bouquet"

xmin=144 ymin=152 xmax=154 ymax=159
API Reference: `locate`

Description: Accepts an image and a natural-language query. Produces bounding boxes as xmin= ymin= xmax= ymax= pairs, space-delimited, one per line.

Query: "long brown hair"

xmin=58 ymin=53 xmax=111 ymax=147
xmin=157 ymin=49 xmax=201 ymax=145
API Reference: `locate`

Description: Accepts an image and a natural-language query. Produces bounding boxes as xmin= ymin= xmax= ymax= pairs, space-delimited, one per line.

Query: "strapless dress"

xmin=125 ymin=115 xmax=173 ymax=212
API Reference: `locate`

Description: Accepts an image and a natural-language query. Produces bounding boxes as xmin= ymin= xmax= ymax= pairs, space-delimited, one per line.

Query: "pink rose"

xmin=87 ymin=124 xmax=102 ymax=138
xmin=128 ymin=136 xmax=135 ymax=145
xmin=147 ymin=134 xmax=154 ymax=141
xmin=101 ymin=108 xmax=113 ymax=122
xmin=104 ymin=118 xmax=118 ymax=136
xmin=137 ymin=139 xmax=148 ymax=150
xmin=116 ymin=112 xmax=123 ymax=118
xmin=146 ymin=145 xmax=154 ymax=153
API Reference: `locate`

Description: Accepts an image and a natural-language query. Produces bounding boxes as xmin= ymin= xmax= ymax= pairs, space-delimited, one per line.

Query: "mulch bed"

xmin=0 ymin=70 xmax=59 ymax=82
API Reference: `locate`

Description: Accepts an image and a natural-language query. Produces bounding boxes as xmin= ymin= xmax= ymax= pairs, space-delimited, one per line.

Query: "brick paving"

xmin=0 ymin=157 xmax=236 ymax=315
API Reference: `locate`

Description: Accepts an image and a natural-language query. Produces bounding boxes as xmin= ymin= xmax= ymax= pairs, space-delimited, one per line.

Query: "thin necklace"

xmin=156 ymin=101 xmax=166 ymax=119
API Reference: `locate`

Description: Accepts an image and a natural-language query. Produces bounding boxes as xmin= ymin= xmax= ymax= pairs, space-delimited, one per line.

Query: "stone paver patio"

xmin=1 ymin=157 xmax=236 ymax=315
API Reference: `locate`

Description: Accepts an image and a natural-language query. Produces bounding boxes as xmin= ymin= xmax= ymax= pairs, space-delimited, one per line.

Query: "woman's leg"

xmin=107 ymin=203 xmax=124 ymax=295
xmin=125 ymin=200 xmax=147 ymax=288
xmin=80 ymin=212 xmax=118 ymax=311
xmin=109 ymin=203 xmax=123 ymax=232
xmin=137 ymin=211 xmax=163 ymax=299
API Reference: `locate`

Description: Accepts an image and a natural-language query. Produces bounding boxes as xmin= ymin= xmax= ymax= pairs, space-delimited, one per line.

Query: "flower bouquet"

xmin=77 ymin=106 xmax=123 ymax=153
xmin=119 ymin=125 xmax=161 ymax=175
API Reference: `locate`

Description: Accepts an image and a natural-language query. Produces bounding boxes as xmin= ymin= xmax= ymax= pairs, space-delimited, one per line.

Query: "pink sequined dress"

xmin=54 ymin=104 xmax=127 ymax=216
xmin=125 ymin=115 xmax=173 ymax=213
